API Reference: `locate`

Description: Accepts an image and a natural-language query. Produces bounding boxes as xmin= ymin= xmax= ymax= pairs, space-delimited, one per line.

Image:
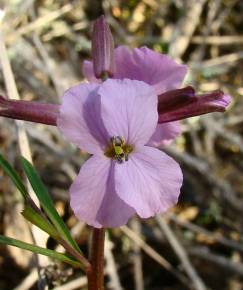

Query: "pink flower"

xmin=57 ymin=79 xmax=182 ymax=228
xmin=0 ymin=48 xmax=231 ymax=136
xmin=84 ymin=46 xmax=187 ymax=94
xmin=83 ymin=46 xmax=187 ymax=147
xmin=83 ymin=45 xmax=231 ymax=147
xmin=0 ymin=15 xmax=232 ymax=230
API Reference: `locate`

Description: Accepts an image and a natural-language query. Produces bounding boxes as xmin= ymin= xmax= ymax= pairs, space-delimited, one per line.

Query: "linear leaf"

xmin=21 ymin=157 xmax=82 ymax=254
xmin=0 ymin=235 xmax=81 ymax=267
xmin=22 ymin=206 xmax=60 ymax=239
xmin=0 ymin=153 xmax=28 ymax=198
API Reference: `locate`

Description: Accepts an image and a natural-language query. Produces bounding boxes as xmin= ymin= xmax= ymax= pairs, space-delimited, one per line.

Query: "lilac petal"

xmin=147 ymin=122 xmax=181 ymax=147
xmin=114 ymin=46 xmax=187 ymax=94
xmin=159 ymin=90 xmax=232 ymax=123
xmin=57 ymin=83 xmax=109 ymax=155
xmin=96 ymin=166 xmax=136 ymax=227
xmin=115 ymin=146 xmax=183 ymax=218
xmin=99 ymin=79 xmax=158 ymax=145
xmin=82 ymin=46 xmax=187 ymax=94
xmin=70 ymin=155 xmax=135 ymax=228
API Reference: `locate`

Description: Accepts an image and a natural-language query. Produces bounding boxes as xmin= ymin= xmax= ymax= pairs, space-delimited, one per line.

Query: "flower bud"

xmin=158 ymin=86 xmax=196 ymax=114
xmin=92 ymin=15 xmax=115 ymax=79
xmin=0 ymin=95 xmax=59 ymax=125
xmin=158 ymin=89 xmax=231 ymax=123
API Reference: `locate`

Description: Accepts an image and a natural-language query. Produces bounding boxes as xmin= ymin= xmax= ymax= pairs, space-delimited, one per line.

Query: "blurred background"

xmin=0 ymin=0 xmax=242 ymax=289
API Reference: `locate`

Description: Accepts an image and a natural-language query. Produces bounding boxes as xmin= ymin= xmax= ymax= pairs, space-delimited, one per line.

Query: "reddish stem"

xmin=87 ymin=228 xmax=105 ymax=290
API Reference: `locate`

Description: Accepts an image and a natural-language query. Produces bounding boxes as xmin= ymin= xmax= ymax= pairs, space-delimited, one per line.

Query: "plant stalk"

xmin=87 ymin=228 xmax=105 ymax=290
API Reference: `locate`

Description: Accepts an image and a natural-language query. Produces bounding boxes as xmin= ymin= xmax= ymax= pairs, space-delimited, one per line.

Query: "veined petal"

xmin=147 ymin=122 xmax=181 ymax=147
xmin=82 ymin=46 xmax=187 ymax=95
xmin=70 ymin=155 xmax=135 ymax=228
xmin=57 ymin=83 xmax=109 ymax=155
xmin=115 ymin=146 xmax=182 ymax=218
xmin=115 ymin=46 xmax=187 ymax=94
xmin=99 ymin=79 xmax=158 ymax=145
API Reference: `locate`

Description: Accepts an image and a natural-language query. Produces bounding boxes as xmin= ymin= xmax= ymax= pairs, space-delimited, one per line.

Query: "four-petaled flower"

xmin=84 ymin=46 xmax=188 ymax=147
xmin=57 ymin=79 xmax=182 ymax=228
xmin=0 ymin=16 xmax=232 ymax=229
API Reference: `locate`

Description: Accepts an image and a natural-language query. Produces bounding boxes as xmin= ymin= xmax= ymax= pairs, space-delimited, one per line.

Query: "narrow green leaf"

xmin=0 ymin=235 xmax=81 ymax=268
xmin=0 ymin=153 xmax=28 ymax=198
xmin=22 ymin=206 xmax=60 ymax=239
xmin=21 ymin=157 xmax=82 ymax=254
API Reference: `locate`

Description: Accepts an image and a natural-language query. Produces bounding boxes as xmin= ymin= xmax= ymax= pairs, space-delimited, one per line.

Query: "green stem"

xmin=87 ymin=228 xmax=105 ymax=290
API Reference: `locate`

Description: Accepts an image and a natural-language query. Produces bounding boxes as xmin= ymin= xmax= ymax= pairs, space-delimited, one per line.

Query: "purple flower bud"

xmin=158 ymin=89 xmax=231 ymax=123
xmin=92 ymin=15 xmax=115 ymax=79
xmin=0 ymin=95 xmax=59 ymax=125
xmin=158 ymin=86 xmax=197 ymax=114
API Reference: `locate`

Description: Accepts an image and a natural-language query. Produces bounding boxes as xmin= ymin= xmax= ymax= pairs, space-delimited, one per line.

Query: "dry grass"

xmin=0 ymin=1 xmax=242 ymax=289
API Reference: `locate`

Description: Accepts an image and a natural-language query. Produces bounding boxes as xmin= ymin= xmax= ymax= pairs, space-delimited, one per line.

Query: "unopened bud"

xmin=158 ymin=89 xmax=231 ymax=123
xmin=92 ymin=15 xmax=115 ymax=79
xmin=0 ymin=95 xmax=59 ymax=125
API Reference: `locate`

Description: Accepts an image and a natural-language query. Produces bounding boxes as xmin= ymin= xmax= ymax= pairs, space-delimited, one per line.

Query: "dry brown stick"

xmin=190 ymin=0 xmax=221 ymax=63
xmin=13 ymin=269 xmax=38 ymax=290
xmin=156 ymin=216 xmax=207 ymax=290
xmin=163 ymin=145 xmax=243 ymax=211
xmin=0 ymin=25 xmax=49 ymax=288
xmin=52 ymin=277 xmax=87 ymax=290
xmin=168 ymin=213 xmax=243 ymax=253
xmin=190 ymin=52 xmax=243 ymax=69
xmin=0 ymin=37 xmax=32 ymax=163
xmin=42 ymin=21 xmax=88 ymax=42
xmin=211 ymin=0 xmax=238 ymax=32
xmin=189 ymin=247 xmax=243 ymax=277
xmin=5 ymin=3 xmax=73 ymax=43
xmin=121 ymin=226 xmax=191 ymax=288
xmin=201 ymin=117 xmax=243 ymax=154
xmin=191 ymin=35 xmax=243 ymax=45
xmin=29 ymin=3 xmax=66 ymax=97
xmin=169 ymin=0 xmax=207 ymax=58
xmin=32 ymin=34 xmax=64 ymax=97
xmin=131 ymin=218 xmax=144 ymax=290
xmin=121 ymin=226 xmax=172 ymax=270
xmin=105 ymin=234 xmax=123 ymax=290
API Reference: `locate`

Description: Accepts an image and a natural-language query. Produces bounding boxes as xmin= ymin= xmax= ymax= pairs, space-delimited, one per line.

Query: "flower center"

xmin=104 ymin=136 xmax=133 ymax=163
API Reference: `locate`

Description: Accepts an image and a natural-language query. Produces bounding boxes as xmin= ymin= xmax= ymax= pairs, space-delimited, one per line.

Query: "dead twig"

xmin=0 ymin=25 xmax=49 ymax=289
xmin=121 ymin=225 xmax=191 ymax=288
xmin=130 ymin=218 xmax=144 ymax=290
xmin=156 ymin=216 xmax=208 ymax=290
xmin=168 ymin=213 xmax=243 ymax=253
xmin=105 ymin=233 xmax=123 ymax=290
xmin=191 ymin=35 xmax=243 ymax=45
xmin=13 ymin=269 xmax=38 ymax=290
xmin=169 ymin=0 xmax=207 ymax=58
xmin=5 ymin=4 xmax=73 ymax=43
xmin=52 ymin=276 xmax=87 ymax=290
xmin=189 ymin=247 xmax=243 ymax=277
